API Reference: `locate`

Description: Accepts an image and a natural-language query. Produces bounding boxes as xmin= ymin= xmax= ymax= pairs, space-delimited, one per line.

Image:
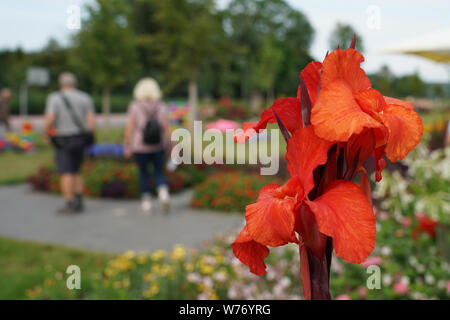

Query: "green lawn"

xmin=0 ymin=148 xmax=53 ymax=184
xmin=0 ymin=237 xmax=113 ymax=299
xmin=0 ymin=128 xmax=125 ymax=185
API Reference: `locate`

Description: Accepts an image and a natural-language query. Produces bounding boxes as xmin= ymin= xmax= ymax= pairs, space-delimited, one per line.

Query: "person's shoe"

xmin=141 ymin=194 xmax=152 ymax=216
xmin=157 ymin=186 xmax=170 ymax=214
xmin=57 ymin=202 xmax=76 ymax=215
xmin=74 ymin=194 xmax=84 ymax=213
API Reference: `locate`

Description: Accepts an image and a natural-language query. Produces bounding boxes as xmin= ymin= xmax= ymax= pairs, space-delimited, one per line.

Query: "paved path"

xmin=0 ymin=184 xmax=244 ymax=253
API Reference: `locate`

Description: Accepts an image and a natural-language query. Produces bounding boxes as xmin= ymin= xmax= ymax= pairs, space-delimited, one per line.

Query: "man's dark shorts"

xmin=55 ymin=147 xmax=84 ymax=174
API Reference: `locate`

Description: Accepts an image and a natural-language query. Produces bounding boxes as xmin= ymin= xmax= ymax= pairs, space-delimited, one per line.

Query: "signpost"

xmin=20 ymin=67 xmax=50 ymax=116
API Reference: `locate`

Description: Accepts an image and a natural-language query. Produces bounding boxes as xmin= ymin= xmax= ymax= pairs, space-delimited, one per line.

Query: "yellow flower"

xmin=144 ymin=283 xmax=159 ymax=297
xmin=160 ymin=265 xmax=172 ymax=277
xmin=215 ymin=254 xmax=223 ymax=264
xmin=122 ymin=278 xmax=130 ymax=288
xmin=198 ymin=284 xmax=206 ymax=292
xmin=121 ymin=250 xmax=135 ymax=260
xmin=170 ymin=244 xmax=186 ymax=261
xmin=104 ymin=268 xmax=117 ymax=277
xmin=185 ymin=263 xmax=194 ymax=272
xmin=208 ymin=289 xmax=218 ymax=300
xmin=151 ymin=264 xmax=161 ymax=274
xmin=25 ymin=287 xmax=42 ymax=299
xmin=151 ymin=249 xmax=166 ymax=261
xmin=44 ymin=279 xmax=55 ymax=287
xmin=137 ymin=254 xmax=148 ymax=265
xmin=200 ymin=264 xmax=214 ymax=275
xmin=113 ymin=281 xmax=122 ymax=289
xmin=143 ymin=272 xmax=154 ymax=282
xmin=111 ymin=258 xmax=134 ymax=271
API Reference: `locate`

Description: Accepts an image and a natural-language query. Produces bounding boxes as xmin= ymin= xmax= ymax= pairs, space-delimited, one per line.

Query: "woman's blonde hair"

xmin=133 ymin=78 xmax=162 ymax=102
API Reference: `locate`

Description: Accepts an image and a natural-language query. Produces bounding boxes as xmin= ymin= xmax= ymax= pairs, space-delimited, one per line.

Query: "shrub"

xmin=27 ymin=160 xmax=196 ymax=198
xmin=190 ymin=170 xmax=283 ymax=213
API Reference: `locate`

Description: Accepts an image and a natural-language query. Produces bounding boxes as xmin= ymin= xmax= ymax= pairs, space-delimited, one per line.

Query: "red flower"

xmin=232 ymin=126 xmax=376 ymax=276
xmin=231 ymin=38 xmax=423 ymax=299
xmin=311 ymin=48 xmax=423 ymax=163
xmin=412 ymin=213 xmax=438 ymax=240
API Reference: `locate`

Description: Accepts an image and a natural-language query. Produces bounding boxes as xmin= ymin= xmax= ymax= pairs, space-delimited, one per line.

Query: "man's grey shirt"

xmin=45 ymin=89 xmax=95 ymax=136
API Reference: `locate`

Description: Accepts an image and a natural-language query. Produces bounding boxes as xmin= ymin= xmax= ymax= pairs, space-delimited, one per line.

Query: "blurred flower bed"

xmin=0 ymin=122 xmax=35 ymax=153
xmin=86 ymin=143 xmax=124 ymax=158
xmin=423 ymin=118 xmax=449 ymax=150
xmin=375 ymin=145 xmax=450 ymax=224
xmin=190 ymin=170 xmax=283 ymax=212
xmin=214 ymin=97 xmax=250 ymax=120
xmin=25 ymin=137 xmax=450 ymax=300
xmin=27 ymin=160 xmax=198 ymax=198
xmin=27 ymin=211 xmax=449 ymax=300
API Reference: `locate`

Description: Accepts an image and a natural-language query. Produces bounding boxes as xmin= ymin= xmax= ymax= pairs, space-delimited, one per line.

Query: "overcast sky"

xmin=0 ymin=0 xmax=448 ymax=82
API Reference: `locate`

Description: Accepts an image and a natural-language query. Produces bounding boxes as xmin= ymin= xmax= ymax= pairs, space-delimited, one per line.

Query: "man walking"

xmin=44 ymin=72 xmax=96 ymax=214
xmin=0 ymin=88 xmax=12 ymax=132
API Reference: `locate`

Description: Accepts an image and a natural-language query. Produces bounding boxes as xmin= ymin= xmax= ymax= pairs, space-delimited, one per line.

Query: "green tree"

xmin=393 ymin=72 xmax=426 ymax=97
xmin=72 ymin=0 xmax=139 ymax=117
xmin=329 ymin=23 xmax=364 ymax=52
xmin=145 ymin=0 xmax=227 ymax=122
xmin=225 ymin=0 xmax=313 ymax=106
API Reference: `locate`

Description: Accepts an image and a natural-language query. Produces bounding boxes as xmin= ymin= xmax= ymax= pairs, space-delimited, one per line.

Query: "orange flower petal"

xmin=234 ymin=97 xmax=301 ymax=143
xmin=300 ymin=61 xmax=322 ymax=104
xmin=305 ymin=180 xmax=376 ymax=263
xmin=345 ymin=129 xmax=376 ymax=169
xmin=380 ymin=104 xmax=423 ymax=162
xmin=311 ymin=79 xmax=382 ymax=142
xmin=353 ymin=89 xmax=386 ymax=115
xmin=321 ymin=48 xmax=371 ymax=92
xmin=383 ymin=96 xmax=414 ymax=110
xmin=231 ymin=226 xmax=270 ymax=276
xmin=245 ymin=180 xmax=299 ymax=247
xmin=286 ymin=126 xmax=333 ymax=196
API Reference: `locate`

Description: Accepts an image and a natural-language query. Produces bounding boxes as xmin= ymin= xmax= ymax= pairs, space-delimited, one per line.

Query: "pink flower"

xmin=357 ymin=286 xmax=368 ymax=299
xmin=401 ymin=217 xmax=412 ymax=227
xmin=206 ymin=119 xmax=240 ymax=132
xmin=415 ymin=212 xmax=427 ymax=220
xmin=361 ymin=256 xmax=383 ymax=268
xmin=393 ymin=281 xmax=409 ymax=295
xmin=335 ymin=294 xmax=352 ymax=300
xmin=446 ymin=281 xmax=450 ymax=293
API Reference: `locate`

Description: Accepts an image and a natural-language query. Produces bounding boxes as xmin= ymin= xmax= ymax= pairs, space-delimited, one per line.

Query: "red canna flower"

xmin=311 ymin=48 xmax=423 ymax=163
xmin=412 ymin=213 xmax=438 ymax=240
xmin=231 ymin=36 xmax=423 ymax=300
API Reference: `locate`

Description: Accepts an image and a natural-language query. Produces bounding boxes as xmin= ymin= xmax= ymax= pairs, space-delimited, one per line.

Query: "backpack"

xmin=142 ymin=104 xmax=162 ymax=145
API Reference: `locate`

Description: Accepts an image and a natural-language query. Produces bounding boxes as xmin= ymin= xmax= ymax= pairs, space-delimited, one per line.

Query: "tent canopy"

xmin=380 ymin=28 xmax=450 ymax=63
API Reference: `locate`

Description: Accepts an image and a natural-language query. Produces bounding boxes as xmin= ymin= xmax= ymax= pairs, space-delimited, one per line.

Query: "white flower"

xmin=411 ymin=291 xmax=424 ymax=300
xmin=213 ymin=271 xmax=227 ymax=283
xmin=416 ymin=264 xmax=425 ymax=273
xmin=382 ymin=274 xmax=393 ymax=286
xmin=187 ymin=272 xmax=202 ymax=283
xmin=425 ymin=274 xmax=435 ymax=285
xmin=381 ymin=246 xmax=392 ymax=256
xmin=408 ymin=256 xmax=418 ymax=266
xmin=401 ymin=276 xmax=410 ymax=285
xmin=279 ymin=277 xmax=291 ymax=288
xmin=202 ymin=277 xmax=213 ymax=288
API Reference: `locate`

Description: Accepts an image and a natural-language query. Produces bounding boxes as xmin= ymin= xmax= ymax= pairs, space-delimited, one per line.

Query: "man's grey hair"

xmin=59 ymin=72 xmax=77 ymax=87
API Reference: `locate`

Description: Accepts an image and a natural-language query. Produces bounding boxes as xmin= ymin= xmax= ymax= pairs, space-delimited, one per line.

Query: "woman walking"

xmin=124 ymin=78 xmax=171 ymax=215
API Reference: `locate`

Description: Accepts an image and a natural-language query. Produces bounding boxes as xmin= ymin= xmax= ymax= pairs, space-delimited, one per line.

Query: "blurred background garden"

xmin=0 ymin=0 xmax=449 ymax=300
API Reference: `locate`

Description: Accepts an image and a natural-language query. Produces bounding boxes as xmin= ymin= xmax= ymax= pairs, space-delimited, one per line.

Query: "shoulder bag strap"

xmin=59 ymin=92 xmax=87 ymax=132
